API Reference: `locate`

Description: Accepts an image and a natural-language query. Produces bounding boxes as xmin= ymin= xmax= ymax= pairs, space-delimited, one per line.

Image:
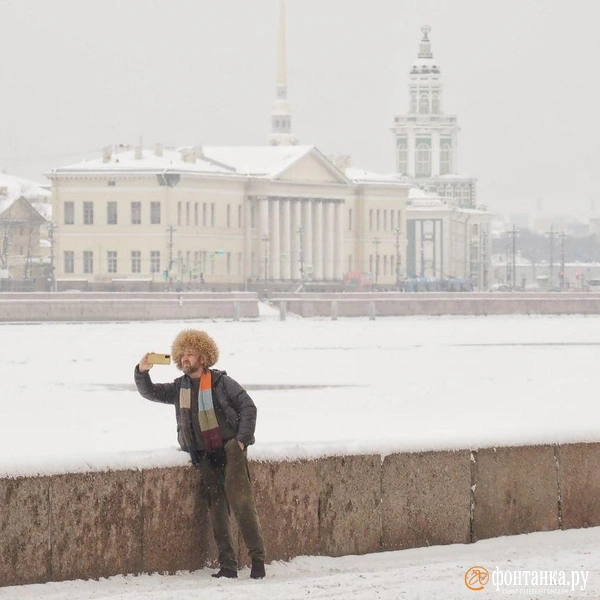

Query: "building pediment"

xmin=273 ymin=148 xmax=350 ymax=185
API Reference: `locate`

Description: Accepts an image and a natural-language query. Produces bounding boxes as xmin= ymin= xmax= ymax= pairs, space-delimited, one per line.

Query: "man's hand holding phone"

xmin=139 ymin=352 xmax=171 ymax=372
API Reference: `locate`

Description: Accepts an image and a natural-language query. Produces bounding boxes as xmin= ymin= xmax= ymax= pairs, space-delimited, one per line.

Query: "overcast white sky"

xmin=0 ymin=0 xmax=598 ymax=218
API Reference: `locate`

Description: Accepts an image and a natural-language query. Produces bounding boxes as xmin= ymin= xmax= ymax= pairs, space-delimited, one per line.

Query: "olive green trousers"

xmin=199 ymin=439 xmax=266 ymax=571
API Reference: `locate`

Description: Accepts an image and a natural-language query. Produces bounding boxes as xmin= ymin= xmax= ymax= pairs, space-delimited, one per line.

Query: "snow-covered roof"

xmin=344 ymin=168 xmax=407 ymax=185
xmin=202 ymin=145 xmax=313 ymax=176
xmin=0 ymin=173 xmax=51 ymax=214
xmin=50 ymin=145 xmax=318 ymax=180
xmin=50 ymin=147 xmax=233 ymax=176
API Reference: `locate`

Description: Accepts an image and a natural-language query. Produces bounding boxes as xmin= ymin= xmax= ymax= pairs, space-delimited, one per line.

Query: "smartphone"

xmin=147 ymin=353 xmax=171 ymax=365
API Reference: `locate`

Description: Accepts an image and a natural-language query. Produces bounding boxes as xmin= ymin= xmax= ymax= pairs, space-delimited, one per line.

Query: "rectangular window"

xmin=178 ymin=202 xmax=182 ymax=226
xmin=227 ymin=252 xmax=231 ymax=275
xmin=227 ymin=204 xmax=231 ymax=228
xmin=238 ymin=205 xmax=242 ymax=228
xmin=391 ymin=210 xmax=395 ymax=231
xmin=83 ymin=202 xmax=94 ymax=225
xmin=150 ymin=250 xmax=160 ymax=273
xmin=64 ymin=202 xmax=75 ymax=225
xmin=194 ymin=203 xmax=198 ymax=226
xmin=211 ymin=203 xmax=215 ymax=226
xmin=186 ymin=202 xmax=190 ymax=225
xmin=131 ymin=250 xmax=141 ymax=273
xmin=202 ymin=203 xmax=207 ymax=226
xmin=348 ymin=209 xmax=353 ymax=231
xmin=369 ymin=209 xmax=373 ymax=231
xmin=384 ymin=210 xmax=388 ymax=231
xmin=376 ymin=209 xmax=381 ymax=231
xmin=64 ymin=251 xmax=74 ymax=273
xmin=131 ymin=202 xmax=141 ymax=225
xmin=250 ymin=204 xmax=255 ymax=228
xmin=83 ymin=251 xmax=93 ymax=274
xmin=107 ymin=251 xmax=117 ymax=274
xmin=107 ymin=202 xmax=118 ymax=225
xmin=150 ymin=202 xmax=161 ymax=225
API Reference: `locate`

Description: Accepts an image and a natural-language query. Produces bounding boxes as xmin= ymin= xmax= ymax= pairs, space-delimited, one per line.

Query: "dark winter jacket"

xmin=134 ymin=366 xmax=257 ymax=455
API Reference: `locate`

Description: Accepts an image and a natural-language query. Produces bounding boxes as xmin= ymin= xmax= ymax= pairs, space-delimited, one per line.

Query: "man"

xmin=134 ymin=329 xmax=266 ymax=579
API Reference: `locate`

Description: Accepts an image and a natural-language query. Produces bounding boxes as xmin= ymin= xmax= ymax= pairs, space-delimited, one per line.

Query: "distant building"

xmin=0 ymin=174 xmax=51 ymax=286
xmin=46 ymin=145 xmax=409 ymax=291
xmin=394 ymin=27 xmax=492 ymax=289
xmin=391 ymin=26 xmax=477 ymax=208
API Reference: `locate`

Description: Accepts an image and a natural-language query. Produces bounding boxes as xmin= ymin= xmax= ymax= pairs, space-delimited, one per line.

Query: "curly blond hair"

xmin=171 ymin=329 xmax=219 ymax=370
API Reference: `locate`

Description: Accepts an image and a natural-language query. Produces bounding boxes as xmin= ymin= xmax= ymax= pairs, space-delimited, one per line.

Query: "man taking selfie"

xmin=134 ymin=329 xmax=266 ymax=579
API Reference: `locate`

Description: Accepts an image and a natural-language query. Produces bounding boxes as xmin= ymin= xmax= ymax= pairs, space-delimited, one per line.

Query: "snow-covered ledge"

xmin=1 ymin=442 xmax=599 ymax=588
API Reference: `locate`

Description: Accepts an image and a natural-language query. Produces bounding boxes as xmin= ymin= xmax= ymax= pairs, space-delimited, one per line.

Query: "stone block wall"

xmin=2 ymin=442 xmax=600 ymax=588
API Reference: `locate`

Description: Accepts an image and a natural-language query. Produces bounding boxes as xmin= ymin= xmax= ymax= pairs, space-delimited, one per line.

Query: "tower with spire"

xmin=391 ymin=26 xmax=476 ymax=208
xmin=269 ymin=0 xmax=297 ymax=146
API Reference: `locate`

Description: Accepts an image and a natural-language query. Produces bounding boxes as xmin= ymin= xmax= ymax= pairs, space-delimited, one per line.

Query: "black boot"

xmin=250 ymin=559 xmax=266 ymax=579
xmin=211 ymin=567 xmax=238 ymax=579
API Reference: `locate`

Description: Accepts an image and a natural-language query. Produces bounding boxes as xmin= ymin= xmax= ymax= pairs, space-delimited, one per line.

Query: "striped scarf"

xmin=179 ymin=370 xmax=224 ymax=456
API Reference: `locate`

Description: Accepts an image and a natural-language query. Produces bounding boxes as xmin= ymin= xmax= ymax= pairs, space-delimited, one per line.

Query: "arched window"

xmin=440 ymin=143 xmax=452 ymax=175
xmin=397 ymin=142 xmax=408 ymax=174
xmin=419 ymin=93 xmax=429 ymax=114
xmin=432 ymin=92 xmax=440 ymax=113
xmin=410 ymin=92 xmax=417 ymax=113
xmin=445 ymin=184 xmax=453 ymax=198
xmin=416 ymin=143 xmax=431 ymax=176
xmin=462 ymin=185 xmax=471 ymax=206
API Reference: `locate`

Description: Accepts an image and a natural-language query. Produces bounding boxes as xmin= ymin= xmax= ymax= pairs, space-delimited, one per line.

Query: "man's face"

xmin=181 ymin=349 xmax=204 ymax=375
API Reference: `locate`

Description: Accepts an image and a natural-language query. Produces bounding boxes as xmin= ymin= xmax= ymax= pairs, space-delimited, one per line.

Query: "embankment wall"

xmin=2 ymin=442 xmax=600 ymax=587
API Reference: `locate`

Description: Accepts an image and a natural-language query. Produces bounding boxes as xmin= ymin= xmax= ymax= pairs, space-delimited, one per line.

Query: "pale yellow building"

xmin=47 ymin=144 xmax=409 ymax=290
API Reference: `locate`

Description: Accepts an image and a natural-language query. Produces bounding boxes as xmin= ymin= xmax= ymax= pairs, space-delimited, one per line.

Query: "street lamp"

xmin=394 ymin=226 xmax=401 ymax=289
xmin=262 ymin=235 xmax=269 ymax=282
xmin=373 ymin=237 xmax=380 ymax=286
xmin=297 ymin=226 xmax=304 ymax=281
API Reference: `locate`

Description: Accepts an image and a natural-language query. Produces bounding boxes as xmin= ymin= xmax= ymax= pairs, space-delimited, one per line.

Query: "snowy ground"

xmin=2 ymin=309 xmax=600 ymax=597
xmin=2 ymin=528 xmax=599 ymax=599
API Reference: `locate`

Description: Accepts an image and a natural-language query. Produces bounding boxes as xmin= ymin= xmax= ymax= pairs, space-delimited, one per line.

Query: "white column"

xmin=269 ymin=199 xmax=280 ymax=280
xmin=313 ymin=200 xmax=324 ymax=280
xmin=281 ymin=198 xmax=291 ymax=280
xmin=323 ymin=201 xmax=334 ymax=279
xmin=291 ymin=199 xmax=301 ymax=279
xmin=334 ymin=201 xmax=344 ymax=279
xmin=304 ymin=200 xmax=313 ymax=279
xmin=259 ymin=197 xmax=269 ymax=280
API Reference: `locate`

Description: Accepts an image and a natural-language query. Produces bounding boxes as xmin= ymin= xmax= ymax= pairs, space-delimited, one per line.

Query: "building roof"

xmin=0 ymin=173 xmax=51 ymax=216
xmin=49 ymin=144 xmax=320 ymax=180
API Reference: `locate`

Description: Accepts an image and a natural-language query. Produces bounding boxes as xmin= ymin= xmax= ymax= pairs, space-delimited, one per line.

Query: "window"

xmin=432 ymin=92 xmax=440 ymax=113
xmin=227 ymin=252 xmax=231 ymax=274
xmin=194 ymin=203 xmax=198 ymax=226
xmin=203 ymin=203 xmax=207 ymax=226
xmin=131 ymin=202 xmax=141 ymax=225
xmin=177 ymin=202 xmax=182 ymax=226
xmin=391 ymin=210 xmax=395 ymax=231
xmin=108 ymin=180 xmax=116 ymax=187
xmin=150 ymin=202 xmax=161 ymax=225
xmin=416 ymin=143 xmax=431 ymax=176
xmin=397 ymin=143 xmax=408 ymax=174
xmin=64 ymin=202 xmax=75 ymax=225
xmin=186 ymin=202 xmax=190 ymax=225
xmin=383 ymin=210 xmax=388 ymax=231
xmin=472 ymin=224 xmax=479 ymax=236
xmin=348 ymin=209 xmax=353 ymax=231
xmin=440 ymin=143 xmax=452 ymax=175
xmin=64 ymin=251 xmax=74 ymax=273
xmin=419 ymin=93 xmax=429 ymax=114
xmin=107 ymin=202 xmax=118 ymax=225
xmin=83 ymin=251 xmax=93 ymax=274
xmin=227 ymin=204 xmax=231 ymax=228
xmin=131 ymin=251 xmax=141 ymax=273
xmin=250 ymin=204 xmax=255 ymax=228
xmin=211 ymin=203 xmax=215 ymax=226
xmin=369 ymin=209 xmax=373 ymax=231
xmin=410 ymin=92 xmax=417 ymax=113
xmin=107 ymin=251 xmax=117 ymax=273
xmin=83 ymin=202 xmax=94 ymax=225
xmin=238 ymin=205 xmax=242 ymax=228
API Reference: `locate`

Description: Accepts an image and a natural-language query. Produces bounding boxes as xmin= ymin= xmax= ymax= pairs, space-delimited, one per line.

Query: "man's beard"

xmin=182 ymin=362 xmax=194 ymax=374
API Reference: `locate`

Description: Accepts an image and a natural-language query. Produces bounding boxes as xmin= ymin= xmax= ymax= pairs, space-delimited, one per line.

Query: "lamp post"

xmin=373 ymin=237 xmax=380 ymax=286
xmin=262 ymin=235 xmax=269 ymax=282
xmin=559 ymin=231 xmax=567 ymax=290
xmin=545 ymin=225 xmax=556 ymax=289
xmin=507 ymin=224 xmax=519 ymax=291
xmin=394 ymin=226 xmax=401 ymax=290
xmin=297 ymin=226 xmax=304 ymax=281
